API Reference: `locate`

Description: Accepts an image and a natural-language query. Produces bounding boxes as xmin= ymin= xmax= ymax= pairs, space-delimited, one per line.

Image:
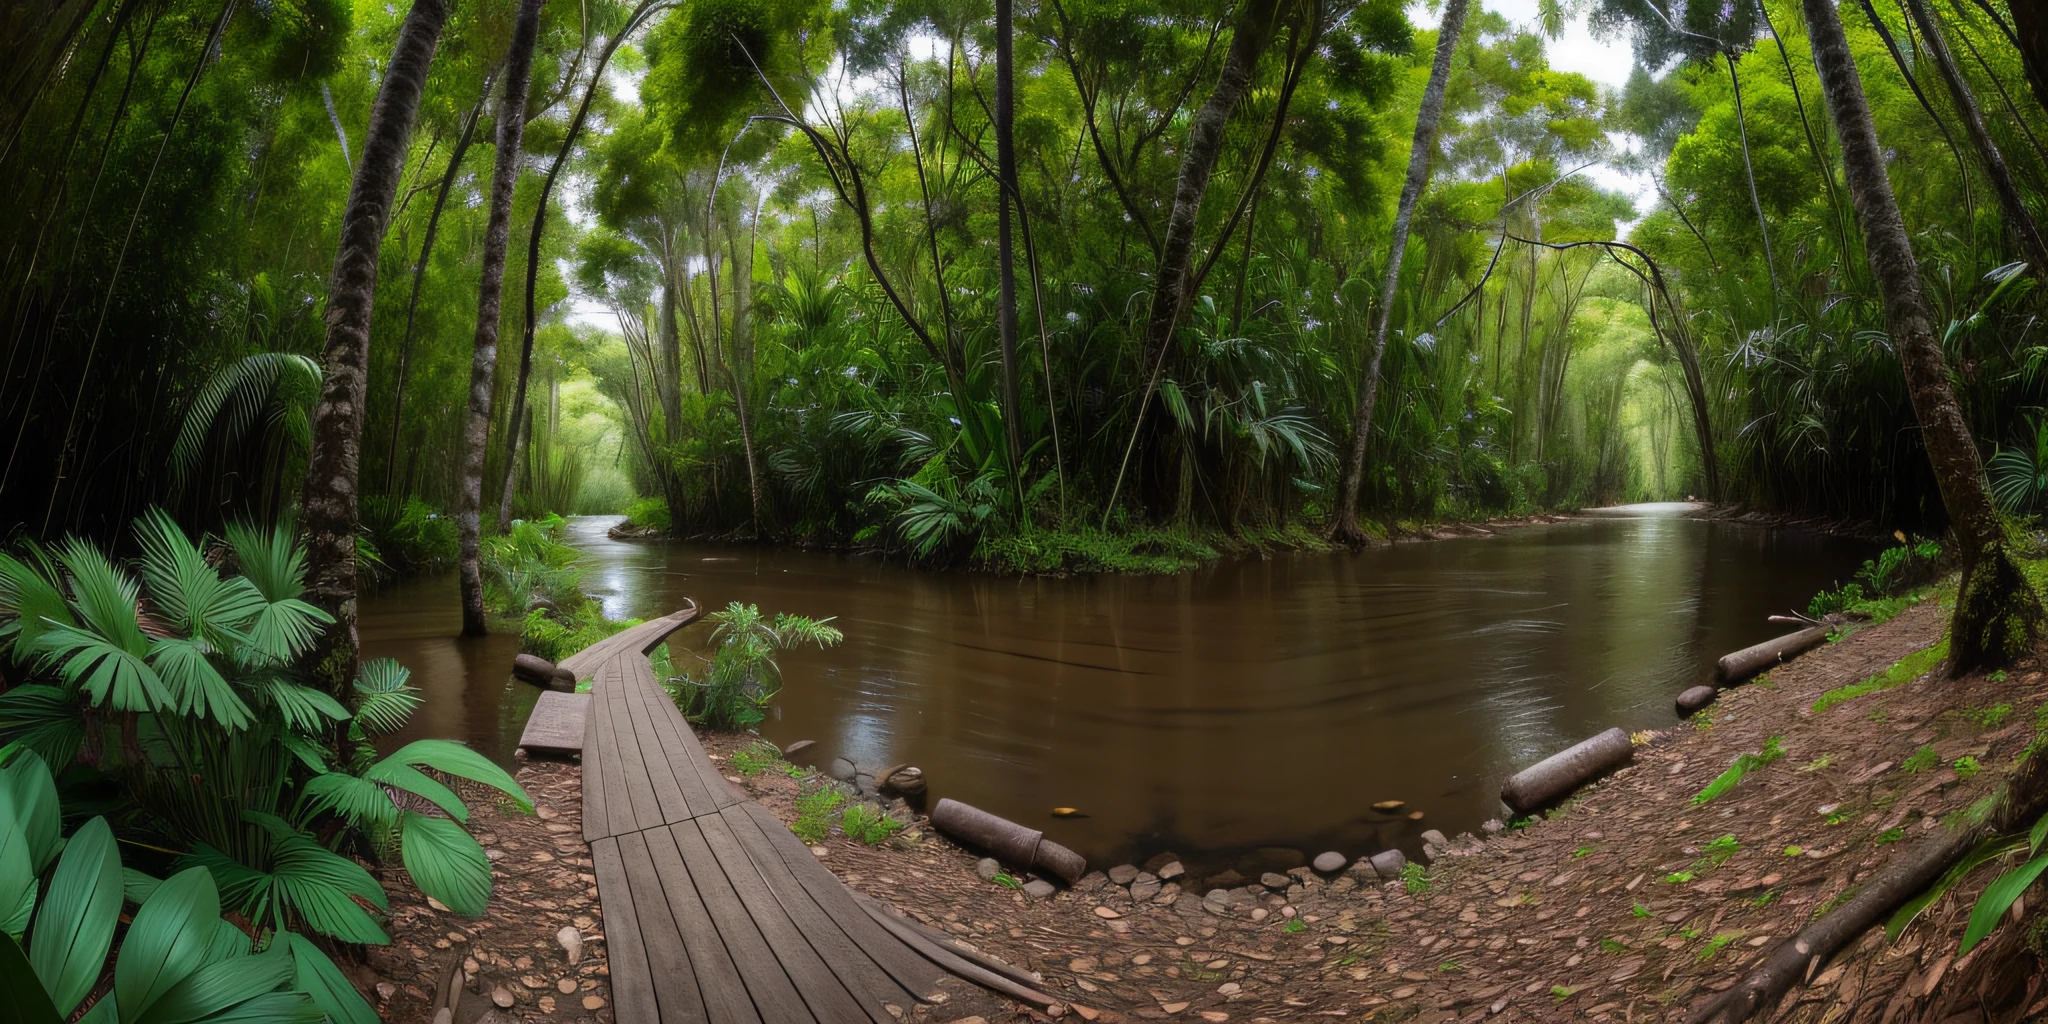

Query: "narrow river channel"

xmin=361 ymin=505 xmax=1873 ymax=873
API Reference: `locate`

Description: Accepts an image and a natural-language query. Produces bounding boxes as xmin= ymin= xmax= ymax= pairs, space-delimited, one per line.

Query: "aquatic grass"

xmin=1692 ymin=736 xmax=1785 ymax=806
xmin=1813 ymin=639 xmax=1950 ymax=713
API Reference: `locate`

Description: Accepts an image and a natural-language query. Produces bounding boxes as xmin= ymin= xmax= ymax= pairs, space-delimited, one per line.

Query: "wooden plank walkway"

xmin=555 ymin=605 xmax=1055 ymax=1023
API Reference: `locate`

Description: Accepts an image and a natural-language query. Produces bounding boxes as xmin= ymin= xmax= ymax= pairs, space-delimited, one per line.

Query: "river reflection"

xmin=360 ymin=506 xmax=1872 ymax=872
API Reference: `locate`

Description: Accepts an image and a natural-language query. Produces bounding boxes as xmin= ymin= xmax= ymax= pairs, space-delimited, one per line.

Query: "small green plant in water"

xmin=1902 ymin=745 xmax=1938 ymax=773
xmin=839 ymin=803 xmax=905 ymax=845
xmin=672 ymin=602 xmax=844 ymax=731
xmin=791 ymin=783 xmax=846 ymax=845
xmin=1693 ymin=736 xmax=1785 ymax=806
xmin=1401 ymin=862 xmax=1430 ymax=894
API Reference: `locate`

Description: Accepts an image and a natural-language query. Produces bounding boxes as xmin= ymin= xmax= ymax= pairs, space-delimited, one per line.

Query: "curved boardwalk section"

xmin=567 ymin=608 xmax=976 ymax=1024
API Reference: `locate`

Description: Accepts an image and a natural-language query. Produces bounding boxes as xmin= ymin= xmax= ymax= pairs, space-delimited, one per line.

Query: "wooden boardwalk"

xmin=559 ymin=607 xmax=1056 ymax=1023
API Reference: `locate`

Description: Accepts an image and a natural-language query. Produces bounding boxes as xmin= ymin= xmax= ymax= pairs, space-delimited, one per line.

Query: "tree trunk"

xmin=996 ymin=0 xmax=1024 ymax=494
xmin=2005 ymin=0 xmax=2048 ymax=115
xmin=457 ymin=0 xmax=544 ymax=637
xmin=1903 ymin=0 xmax=2048 ymax=275
xmin=501 ymin=0 xmax=662 ymax=531
xmin=1331 ymin=0 xmax=1468 ymax=541
xmin=1138 ymin=0 xmax=1281 ymax=372
xmin=1800 ymin=0 xmax=2042 ymax=672
xmin=301 ymin=0 xmax=450 ymax=689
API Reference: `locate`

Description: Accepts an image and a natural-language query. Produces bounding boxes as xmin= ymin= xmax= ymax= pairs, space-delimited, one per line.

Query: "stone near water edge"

xmin=1206 ymin=868 xmax=1245 ymax=888
xmin=1155 ymin=860 xmax=1185 ymax=881
xmin=1312 ymin=851 xmax=1346 ymax=874
xmin=1406 ymin=810 xmax=1426 ymax=821
xmin=976 ymin=857 xmax=1002 ymax=882
xmin=1130 ymin=878 xmax=1161 ymax=901
xmin=827 ymin=757 xmax=858 ymax=781
xmin=1676 ymin=685 xmax=1718 ymax=716
xmin=556 ymin=925 xmax=582 ymax=965
xmin=1420 ymin=829 xmax=1448 ymax=847
xmin=490 ymin=986 xmax=515 ymax=1009
xmin=1023 ymin=879 xmax=1057 ymax=899
xmin=1141 ymin=851 xmax=1183 ymax=875
xmin=1482 ymin=818 xmax=1506 ymax=835
xmin=782 ymin=739 xmax=816 ymax=758
xmin=1093 ymin=906 xmax=1121 ymax=919
xmin=1346 ymin=857 xmax=1379 ymax=881
xmin=557 ymin=979 xmax=577 ymax=995
xmin=1369 ymin=849 xmax=1407 ymax=879
xmin=1371 ymin=800 xmax=1406 ymax=812
xmin=1074 ymin=870 xmax=1108 ymax=892
xmin=1259 ymin=872 xmax=1290 ymax=891
xmin=1107 ymin=864 xmax=1140 ymax=886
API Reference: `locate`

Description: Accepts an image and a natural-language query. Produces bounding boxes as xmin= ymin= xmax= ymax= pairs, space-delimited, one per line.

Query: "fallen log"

xmin=512 ymin=653 xmax=576 ymax=691
xmin=1675 ymin=685 xmax=1718 ymax=715
xmin=1716 ymin=625 xmax=1831 ymax=684
xmin=929 ymin=798 xmax=1087 ymax=884
xmin=1500 ymin=727 xmax=1634 ymax=815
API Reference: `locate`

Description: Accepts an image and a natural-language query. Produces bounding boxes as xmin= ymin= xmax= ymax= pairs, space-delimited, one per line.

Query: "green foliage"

xmin=1953 ymin=756 xmax=1980 ymax=779
xmin=1901 ymin=745 xmax=1938 ymax=773
xmin=790 ymin=783 xmax=844 ymax=846
xmin=1989 ymin=418 xmax=2048 ymax=513
xmin=0 ymin=748 xmax=366 ymax=1023
xmin=669 ymin=602 xmax=842 ymax=732
xmin=1813 ymin=640 xmax=1951 ymax=713
xmin=1696 ymin=931 xmax=1739 ymax=962
xmin=837 ymin=804 xmax=903 ymax=845
xmin=1701 ymin=834 xmax=1739 ymax=866
xmin=1401 ymin=862 xmax=1430 ymax=894
xmin=1283 ymin=918 xmax=1307 ymax=934
xmin=623 ymin=497 xmax=672 ymax=533
xmin=1692 ymin=736 xmax=1784 ymax=806
xmin=730 ymin=740 xmax=785 ymax=776
xmin=480 ymin=516 xmax=584 ymax=617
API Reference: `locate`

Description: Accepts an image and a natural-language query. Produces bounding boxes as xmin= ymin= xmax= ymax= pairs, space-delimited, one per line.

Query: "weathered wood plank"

xmin=629 ymin=663 xmax=741 ymax=812
xmin=590 ymin=838 xmax=661 ymax=1024
xmin=614 ymin=830 xmax=711 ymax=1023
xmin=666 ymin=820 xmax=816 ymax=1023
xmin=640 ymin=824 xmax=766 ymax=1024
xmin=715 ymin=804 xmax=915 ymax=1019
xmin=733 ymin=801 xmax=945 ymax=998
xmin=694 ymin=811 xmax=881 ymax=1024
xmin=581 ymin=690 xmax=611 ymax=842
xmin=518 ymin=690 xmax=587 ymax=756
xmin=600 ymin=664 xmax=667 ymax=834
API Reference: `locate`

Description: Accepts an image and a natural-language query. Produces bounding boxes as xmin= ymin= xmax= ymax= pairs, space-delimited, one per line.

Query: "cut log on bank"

xmin=512 ymin=653 xmax=576 ymax=691
xmin=1716 ymin=625 xmax=1831 ymax=684
xmin=929 ymin=798 xmax=1087 ymax=884
xmin=1500 ymin=727 xmax=1635 ymax=815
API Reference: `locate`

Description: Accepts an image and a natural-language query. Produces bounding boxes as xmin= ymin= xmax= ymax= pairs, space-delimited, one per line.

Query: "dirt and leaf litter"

xmin=725 ymin=599 xmax=2048 ymax=1023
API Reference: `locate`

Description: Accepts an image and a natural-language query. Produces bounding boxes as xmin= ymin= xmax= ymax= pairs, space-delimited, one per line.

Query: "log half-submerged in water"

xmin=512 ymin=653 xmax=577 ymax=691
xmin=929 ymin=798 xmax=1087 ymax=884
xmin=1715 ymin=625 xmax=1831 ymax=684
xmin=1500 ymin=727 xmax=1634 ymax=815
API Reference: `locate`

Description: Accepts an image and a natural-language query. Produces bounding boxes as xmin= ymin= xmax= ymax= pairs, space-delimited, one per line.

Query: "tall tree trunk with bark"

xmin=1800 ymin=0 xmax=2041 ymax=672
xmin=1903 ymin=0 xmax=2048 ymax=275
xmin=1139 ymin=0 xmax=1282 ymax=369
xmin=301 ymin=0 xmax=451 ymax=689
xmin=1331 ymin=0 xmax=1467 ymax=541
xmin=996 ymin=0 xmax=1024 ymax=491
xmin=457 ymin=0 xmax=544 ymax=637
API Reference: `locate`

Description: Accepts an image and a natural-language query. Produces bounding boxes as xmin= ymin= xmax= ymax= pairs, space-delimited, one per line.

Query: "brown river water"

xmin=361 ymin=505 xmax=1873 ymax=872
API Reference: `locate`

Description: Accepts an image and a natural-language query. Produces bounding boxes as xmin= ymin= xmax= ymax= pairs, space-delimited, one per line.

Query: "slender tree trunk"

xmin=501 ymin=0 xmax=663 ymax=530
xmin=457 ymin=0 xmax=544 ymax=637
xmin=996 ymin=0 xmax=1024 ymax=493
xmin=1331 ymin=0 xmax=1467 ymax=541
xmin=383 ymin=68 xmax=496 ymax=497
xmin=2005 ymin=0 xmax=2048 ymax=115
xmin=301 ymin=0 xmax=450 ymax=688
xmin=1801 ymin=0 xmax=2041 ymax=672
xmin=1138 ymin=0 xmax=1281 ymax=371
xmin=1903 ymin=0 xmax=2048 ymax=274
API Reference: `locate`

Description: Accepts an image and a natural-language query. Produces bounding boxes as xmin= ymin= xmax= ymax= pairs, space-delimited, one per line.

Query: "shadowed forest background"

xmin=3 ymin=0 xmax=2046 ymax=569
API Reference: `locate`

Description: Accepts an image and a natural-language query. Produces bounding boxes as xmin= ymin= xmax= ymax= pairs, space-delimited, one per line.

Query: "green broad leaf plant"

xmin=0 ymin=510 xmax=528 ymax=974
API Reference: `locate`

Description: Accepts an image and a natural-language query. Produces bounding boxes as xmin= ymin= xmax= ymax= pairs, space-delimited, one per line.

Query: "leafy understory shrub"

xmin=791 ymin=783 xmax=845 ymax=846
xmin=1692 ymin=736 xmax=1785 ymax=806
xmin=670 ymin=602 xmax=843 ymax=731
xmin=1 ymin=748 xmax=374 ymax=1024
xmin=1812 ymin=639 xmax=1950 ymax=713
xmin=1807 ymin=540 xmax=1943 ymax=620
xmin=838 ymin=803 xmax=905 ymax=845
xmin=481 ymin=514 xmax=584 ymax=617
xmin=622 ymin=497 xmax=671 ymax=532
xmin=0 ymin=512 xmax=527 ymax=958
xmin=1901 ymin=745 xmax=1938 ymax=773
xmin=1401 ymin=862 xmax=1430 ymax=894
xmin=730 ymin=740 xmax=787 ymax=776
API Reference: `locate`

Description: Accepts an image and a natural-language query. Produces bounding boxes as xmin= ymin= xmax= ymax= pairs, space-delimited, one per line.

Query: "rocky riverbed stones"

xmin=1107 ymin=864 xmax=1140 ymax=885
xmin=1155 ymin=860 xmax=1184 ymax=880
xmin=1022 ymin=879 xmax=1057 ymax=899
xmin=1311 ymin=851 xmax=1346 ymax=874
xmin=1369 ymin=848 xmax=1408 ymax=878
xmin=1129 ymin=875 xmax=1161 ymax=901
xmin=1259 ymin=872 xmax=1290 ymax=891
xmin=976 ymin=857 xmax=1001 ymax=882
